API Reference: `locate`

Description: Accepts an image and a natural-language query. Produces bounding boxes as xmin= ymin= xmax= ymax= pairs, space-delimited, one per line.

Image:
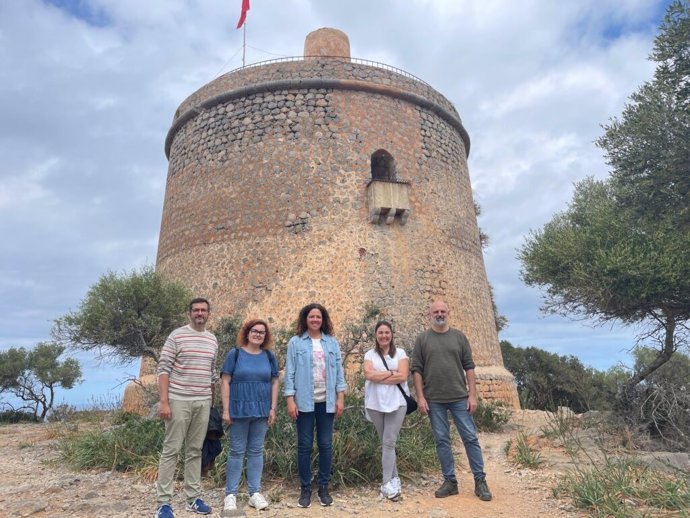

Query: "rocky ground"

xmin=0 ymin=411 xmax=600 ymax=518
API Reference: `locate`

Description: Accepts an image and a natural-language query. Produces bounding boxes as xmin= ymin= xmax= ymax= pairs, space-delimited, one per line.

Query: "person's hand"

xmin=268 ymin=408 xmax=277 ymax=426
xmin=287 ymin=399 xmax=299 ymax=421
xmin=222 ymin=409 xmax=232 ymax=426
xmin=418 ymin=396 xmax=429 ymax=415
xmin=335 ymin=398 xmax=344 ymax=418
xmin=159 ymin=401 xmax=171 ymax=420
xmin=467 ymin=395 xmax=478 ymax=415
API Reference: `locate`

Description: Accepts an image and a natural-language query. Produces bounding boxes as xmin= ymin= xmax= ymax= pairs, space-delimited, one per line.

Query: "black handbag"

xmin=377 ymin=351 xmax=417 ymax=415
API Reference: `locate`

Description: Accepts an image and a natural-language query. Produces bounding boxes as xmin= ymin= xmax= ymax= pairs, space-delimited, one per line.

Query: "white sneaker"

xmin=248 ymin=492 xmax=269 ymax=510
xmin=390 ymin=477 xmax=402 ymax=493
xmin=224 ymin=494 xmax=237 ymax=511
xmin=380 ymin=480 xmax=400 ymax=500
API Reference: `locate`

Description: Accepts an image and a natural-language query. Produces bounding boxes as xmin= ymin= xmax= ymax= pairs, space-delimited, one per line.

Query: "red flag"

xmin=236 ymin=0 xmax=250 ymax=29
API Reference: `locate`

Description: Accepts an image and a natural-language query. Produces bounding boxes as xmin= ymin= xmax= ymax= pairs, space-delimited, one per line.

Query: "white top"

xmin=312 ymin=338 xmax=327 ymax=403
xmin=364 ymin=348 xmax=410 ymax=420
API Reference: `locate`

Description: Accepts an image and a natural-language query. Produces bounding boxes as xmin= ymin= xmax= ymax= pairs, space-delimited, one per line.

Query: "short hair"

xmin=374 ymin=320 xmax=396 ymax=358
xmin=237 ymin=319 xmax=274 ymax=349
xmin=296 ymin=303 xmax=334 ymax=336
xmin=188 ymin=297 xmax=211 ymax=312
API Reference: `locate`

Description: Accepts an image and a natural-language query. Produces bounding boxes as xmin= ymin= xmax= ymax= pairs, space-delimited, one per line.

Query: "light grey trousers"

xmin=367 ymin=405 xmax=406 ymax=484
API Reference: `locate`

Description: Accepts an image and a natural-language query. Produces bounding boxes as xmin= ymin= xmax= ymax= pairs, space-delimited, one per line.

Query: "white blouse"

xmin=364 ymin=347 xmax=411 ymax=419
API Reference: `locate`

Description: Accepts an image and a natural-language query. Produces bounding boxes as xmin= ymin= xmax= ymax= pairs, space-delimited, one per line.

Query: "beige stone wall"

xmin=156 ymin=57 xmax=519 ymax=408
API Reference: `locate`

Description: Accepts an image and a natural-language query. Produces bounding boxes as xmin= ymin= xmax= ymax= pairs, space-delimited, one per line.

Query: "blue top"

xmin=221 ymin=348 xmax=278 ymax=418
xmin=283 ymin=332 xmax=347 ymax=413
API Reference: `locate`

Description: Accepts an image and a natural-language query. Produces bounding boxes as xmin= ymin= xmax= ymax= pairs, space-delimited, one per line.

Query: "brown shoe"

xmin=434 ymin=479 xmax=459 ymax=498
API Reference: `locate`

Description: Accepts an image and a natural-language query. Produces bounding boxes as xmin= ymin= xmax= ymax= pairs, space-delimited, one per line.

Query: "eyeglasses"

xmin=249 ymin=329 xmax=266 ymax=336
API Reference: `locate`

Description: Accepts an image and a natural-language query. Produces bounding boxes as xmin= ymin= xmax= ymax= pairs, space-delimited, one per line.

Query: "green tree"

xmin=53 ymin=266 xmax=191 ymax=365
xmin=0 ymin=342 xmax=82 ymax=420
xmin=598 ymin=0 xmax=689 ymax=227
xmin=520 ymin=178 xmax=689 ymax=392
xmin=500 ymin=340 xmax=618 ymax=412
xmin=519 ymin=2 xmax=690 ymax=395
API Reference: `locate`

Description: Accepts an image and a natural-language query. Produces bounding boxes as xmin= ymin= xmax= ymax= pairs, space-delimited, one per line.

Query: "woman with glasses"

xmin=283 ymin=303 xmax=347 ymax=508
xmin=363 ymin=320 xmax=410 ymax=501
xmin=221 ymin=319 xmax=279 ymax=513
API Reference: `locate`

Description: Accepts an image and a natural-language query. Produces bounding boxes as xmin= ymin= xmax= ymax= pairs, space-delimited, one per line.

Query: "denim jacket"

xmin=283 ymin=332 xmax=347 ymax=413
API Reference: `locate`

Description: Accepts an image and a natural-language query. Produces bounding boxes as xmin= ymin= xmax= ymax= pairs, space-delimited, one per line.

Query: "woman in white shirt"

xmin=363 ymin=321 xmax=411 ymax=501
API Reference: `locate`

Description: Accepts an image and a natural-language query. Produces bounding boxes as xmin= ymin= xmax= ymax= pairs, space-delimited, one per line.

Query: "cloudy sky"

xmin=0 ymin=0 xmax=671 ymax=407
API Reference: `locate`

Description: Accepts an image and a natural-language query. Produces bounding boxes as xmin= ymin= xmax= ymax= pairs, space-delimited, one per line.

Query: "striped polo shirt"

xmin=157 ymin=324 xmax=218 ymax=400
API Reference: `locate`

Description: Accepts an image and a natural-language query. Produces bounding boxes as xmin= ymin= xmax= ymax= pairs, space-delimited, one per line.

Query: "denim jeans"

xmin=296 ymin=402 xmax=334 ymax=488
xmin=225 ymin=417 xmax=269 ymax=495
xmin=427 ymin=399 xmax=486 ymax=481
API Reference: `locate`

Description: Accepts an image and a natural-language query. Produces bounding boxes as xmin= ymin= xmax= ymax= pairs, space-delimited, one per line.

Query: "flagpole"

xmin=242 ymin=22 xmax=246 ymax=67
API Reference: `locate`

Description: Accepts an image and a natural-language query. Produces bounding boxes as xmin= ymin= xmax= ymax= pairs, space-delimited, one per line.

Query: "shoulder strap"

xmin=229 ymin=347 xmax=240 ymax=375
xmin=376 ymin=349 xmax=391 ymax=371
xmin=376 ymin=350 xmax=407 ymax=398
xmin=264 ymin=349 xmax=277 ymax=373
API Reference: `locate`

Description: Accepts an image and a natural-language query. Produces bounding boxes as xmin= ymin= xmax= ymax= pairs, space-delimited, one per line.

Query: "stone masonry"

xmin=154 ymin=28 xmax=519 ymax=407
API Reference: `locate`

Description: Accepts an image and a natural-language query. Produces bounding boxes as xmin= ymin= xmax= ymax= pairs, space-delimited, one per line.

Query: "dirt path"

xmin=0 ymin=412 xmax=583 ymax=518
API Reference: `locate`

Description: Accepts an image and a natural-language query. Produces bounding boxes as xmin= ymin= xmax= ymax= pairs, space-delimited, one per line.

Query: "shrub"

xmin=474 ymin=400 xmax=512 ymax=432
xmin=47 ymin=403 xmax=78 ymax=423
xmin=209 ymin=393 xmax=438 ymax=488
xmin=60 ymin=413 xmax=164 ymax=472
xmin=555 ymin=457 xmax=690 ymax=517
xmin=507 ymin=432 xmax=544 ymax=469
xmin=0 ymin=409 xmax=39 ymax=424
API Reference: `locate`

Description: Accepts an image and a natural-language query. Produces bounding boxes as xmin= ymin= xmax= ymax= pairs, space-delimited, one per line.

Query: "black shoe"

xmin=474 ymin=478 xmax=492 ymax=501
xmin=298 ymin=486 xmax=311 ymax=508
xmin=434 ymin=478 xmax=459 ymax=498
xmin=317 ymin=485 xmax=333 ymax=506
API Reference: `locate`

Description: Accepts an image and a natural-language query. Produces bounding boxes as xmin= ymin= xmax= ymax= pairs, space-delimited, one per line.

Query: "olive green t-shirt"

xmin=411 ymin=328 xmax=476 ymax=402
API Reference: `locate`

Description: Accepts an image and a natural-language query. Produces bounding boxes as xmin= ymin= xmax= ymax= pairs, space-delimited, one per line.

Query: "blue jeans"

xmin=225 ymin=417 xmax=269 ymax=495
xmin=427 ymin=399 xmax=486 ymax=481
xmin=296 ymin=402 xmax=334 ymax=488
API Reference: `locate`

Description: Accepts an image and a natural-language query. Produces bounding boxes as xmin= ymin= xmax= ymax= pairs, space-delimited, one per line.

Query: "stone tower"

xmin=156 ymin=28 xmax=518 ymax=406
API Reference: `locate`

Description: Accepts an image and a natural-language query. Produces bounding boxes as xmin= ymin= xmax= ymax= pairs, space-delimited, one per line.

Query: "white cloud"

xmin=0 ymin=0 xmax=671 ymax=405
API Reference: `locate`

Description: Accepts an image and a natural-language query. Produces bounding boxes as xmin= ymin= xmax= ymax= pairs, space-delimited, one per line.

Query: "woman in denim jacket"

xmin=283 ymin=303 xmax=347 ymax=508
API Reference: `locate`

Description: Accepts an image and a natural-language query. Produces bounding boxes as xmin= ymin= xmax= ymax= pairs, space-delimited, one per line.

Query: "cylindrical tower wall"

xmin=157 ymin=57 xmax=518 ymax=406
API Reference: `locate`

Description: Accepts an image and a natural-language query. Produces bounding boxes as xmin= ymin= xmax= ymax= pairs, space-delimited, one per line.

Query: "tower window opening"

xmin=371 ymin=150 xmax=396 ymax=181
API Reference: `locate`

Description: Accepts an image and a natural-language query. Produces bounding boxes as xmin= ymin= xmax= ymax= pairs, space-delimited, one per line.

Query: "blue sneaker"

xmin=186 ymin=498 xmax=212 ymax=515
xmin=155 ymin=503 xmax=174 ymax=518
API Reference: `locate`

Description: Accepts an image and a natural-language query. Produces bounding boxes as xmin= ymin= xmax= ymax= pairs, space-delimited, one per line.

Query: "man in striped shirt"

xmin=155 ymin=298 xmax=219 ymax=518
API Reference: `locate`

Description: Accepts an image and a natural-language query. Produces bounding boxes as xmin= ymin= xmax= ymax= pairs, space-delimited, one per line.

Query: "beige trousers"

xmin=156 ymin=398 xmax=211 ymax=505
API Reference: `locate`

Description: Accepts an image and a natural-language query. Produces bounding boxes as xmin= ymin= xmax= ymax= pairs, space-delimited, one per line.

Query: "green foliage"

xmin=213 ymin=314 xmax=244 ymax=376
xmin=508 ymin=433 xmax=543 ymax=469
xmin=520 ymin=178 xmax=689 ymax=324
xmin=61 ymin=413 xmax=164 ymax=472
xmin=53 ymin=265 xmax=191 ymax=365
xmin=540 ymin=408 xmax=578 ymax=440
xmin=0 ymin=409 xmax=39 ymax=424
xmin=0 ymin=342 xmax=82 ymax=420
xmin=339 ymin=304 xmax=382 ymax=374
xmin=501 ymin=340 xmax=619 ymax=412
xmin=62 ymin=394 xmax=438 ymax=489
xmin=652 ymin=0 xmax=690 ymax=103
xmin=207 ymin=393 xmax=438 ymax=488
xmin=555 ymin=457 xmax=690 ymax=517
xmin=473 ymin=400 xmax=512 ymax=432
xmin=600 ymin=0 xmax=690 ymax=228
xmin=519 ymin=0 xmax=690 ymax=397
